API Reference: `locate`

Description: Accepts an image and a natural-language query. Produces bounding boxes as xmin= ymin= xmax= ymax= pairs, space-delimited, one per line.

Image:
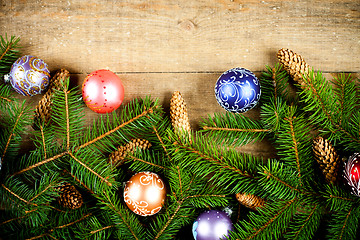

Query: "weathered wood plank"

xmin=1 ymin=0 xmax=359 ymax=73
xmin=1 ymin=0 xmax=359 ymax=161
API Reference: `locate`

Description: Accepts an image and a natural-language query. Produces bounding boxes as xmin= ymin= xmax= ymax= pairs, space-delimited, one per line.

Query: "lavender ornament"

xmin=192 ymin=210 xmax=233 ymax=240
xmin=5 ymin=55 xmax=50 ymax=96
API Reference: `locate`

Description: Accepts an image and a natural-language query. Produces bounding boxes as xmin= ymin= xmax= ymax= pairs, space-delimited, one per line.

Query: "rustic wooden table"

xmin=1 ymin=0 xmax=359 ymax=161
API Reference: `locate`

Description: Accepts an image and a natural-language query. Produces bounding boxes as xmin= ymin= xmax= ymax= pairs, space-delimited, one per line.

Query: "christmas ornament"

xmin=34 ymin=69 xmax=69 ymax=124
xmin=124 ymin=171 xmax=166 ymax=216
xmin=82 ymin=69 xmax=124 ymax=114
xmin=277 ymin=48 xmax=311 ymax=87
xmin=192 ymin=210 xmax=233 ymax=240
xmin=215 ymin=68 xmax=261 ymax=113
xmin=109 ymin=138 xmax=152 ymax=167
xmin=57 ymin=183 xmax=83 ymax=209
xmin=344 ymin=153 xmax=360 ymax=197
xmin=170 ymin=91 xmax=191 ymax=136
xmin=5 ymin=55 xmax=50 ymax=96
xmin=235 ymin=192 xmax=265 ymax=210
xmin=313 ymin=136 xmax=339 ymax=184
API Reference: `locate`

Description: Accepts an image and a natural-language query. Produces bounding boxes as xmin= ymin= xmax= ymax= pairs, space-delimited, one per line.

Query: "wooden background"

xmin=1 ymin=0 xmax=359 ymax=158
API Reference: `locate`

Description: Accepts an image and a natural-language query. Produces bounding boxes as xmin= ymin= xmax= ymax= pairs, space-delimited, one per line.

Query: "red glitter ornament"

xmin=82 ymin=69 xmax=124 ymax=113
xmin=344 ymin=153 xmax=360 ymax=197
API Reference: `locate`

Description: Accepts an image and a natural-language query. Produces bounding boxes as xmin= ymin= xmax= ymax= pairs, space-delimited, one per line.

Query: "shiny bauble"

xmin=215 ymin=68 xmax=261 ymax=113
xmin=192 ymin=210 xmax=233 ymax=240
xmin=6 ymin=55 xmax=50 ymax=96
xmin=123 ymin=172 xmax=166 ymax=216
xmin=82 ymin=69 xmax=124 ymax=114
xmin=344 ymin=153 xmax=360 ymax=197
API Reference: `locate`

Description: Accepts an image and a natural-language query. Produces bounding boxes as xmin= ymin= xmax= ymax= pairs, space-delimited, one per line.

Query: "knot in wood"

xmin=178 ymin=19 xmax=196 ymax=32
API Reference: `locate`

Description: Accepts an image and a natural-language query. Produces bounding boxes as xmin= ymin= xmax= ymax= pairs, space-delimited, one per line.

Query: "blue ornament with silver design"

xmin=215 ymin=68 xmax=261 ymax=113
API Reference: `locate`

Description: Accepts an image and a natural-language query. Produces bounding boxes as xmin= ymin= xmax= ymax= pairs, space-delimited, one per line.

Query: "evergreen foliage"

xmin=0 ymin=35 xmax=359 ymax=240
xmin=0 ymin=35 xmax=21 ymax=78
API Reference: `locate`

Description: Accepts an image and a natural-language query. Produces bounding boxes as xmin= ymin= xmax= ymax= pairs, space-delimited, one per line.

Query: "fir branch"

xmin=99 ymin=191 xmax=145 ymax=240
xmin=273 ymin=104 xmax=314 ymax=186
xmin=39 ymin=125 xmax=47 ymax=159
xmin=284 ymin=116 xmax=302 ymax=185
xmin=300 ymin=71 xmax=360 ymax=149
xmin=154 ymin=201 xmax=183 ymax=240
xmin=68 ymin=149 xmax=117 ymax=194
xmin=152 ymin=124 xmax=172 ymax=161
xmin=2 ymin=174 xmax=60 ymax=211
xmin=0 ymin=84 xmax=13 ymax=104
xmin=202 ymin=126 xmax=270 ymax=133
xmin=323 ymin=185 xmax=356 ymax=212
xmin=149 ymin=165 xmax=229 ymax=240
xmin=78 ymin=97 xmax=162 ymax=154
xmin=68 ymin=151 xmax=112 ymax=187
xmin=127 ymin=154 xmax=166 ymax=170
xmin=26 ymin=233 xmax=49 ymax=240
xmin=1 ymin=108 xmax=24 ymax=160
xmin=283 ymin=204 xmax=323 ymax=240
xmin=64 ymin=88 xmax=70 ymax=151
xmin=0 ymin=35 xmax=21 ymax=77
xmin=169 ymin=132 xmax=261 ymax=194
xmin=29 ymin=184 xmax=53 ymax=203
xmin=259 ymin=64 xmax=290 ymax=105
xmin=0 ymin=209 xmax=37 ymax=227
xmin=12 ymin=152 xmax=67 ymax=176
xmin=63 ymin=169 xmax=95 ymax=195
xmin=233 ymin=199 xmax=298 ymax=240
xmin=125 ymin=144 xmax=169 ymax=173
xmin=332 ymin=73 xmax=359 ymax=149
xmin=200 ymin=112 xmax=269 ymax=147
xmin=55 ymin=213 xmax=92 ymax=229
xmin=90 ymin=224 xmax=116 ymax=235
xmin=26 ymin=213 xmax=93 ymax=240
xmin=259 ymin=160 xmax=302 ymax=200
xmin=1 ymin=183 xmax=37 ymax=206
xmin=327 ymin=205 xmax=360 ymax=240
xmin=0 ymin=100 xmax=32 ymax=164
xmin=51 ymin=87 xmax=85 ymax=148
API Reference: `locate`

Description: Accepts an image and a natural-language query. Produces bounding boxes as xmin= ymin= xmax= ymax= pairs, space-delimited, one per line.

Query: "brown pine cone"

xmin=277 ymin=48 xmax=311 ymax=86
xmin=57 ymin=183 xmax=83 ymax=209
xmin=109 ymin=139 xmax=152 ymax=167
xmin=170 ymin=91 xmax=191 ymax=137
xmin=235 ymin=192 xmax=265 ymax=210
xmin=34 ymin=69 xmax=69 ymax=124
xmin=313 ymin=136 xmax=339 ymax=184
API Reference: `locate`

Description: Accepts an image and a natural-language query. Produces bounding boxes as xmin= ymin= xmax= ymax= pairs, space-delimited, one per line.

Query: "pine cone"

xmin=170 ymin=91 xmax=191 ymax=137
xmin=277 ymin=48 xmax=311 ymax=86
xmin=57 ymin=183 xmax=83 ymax=209
xmin=109 ymin=139 xmax=152 ymax=166
xmin=235 ymin=192 xmax=265 ymax=210
xmin=313 ymin=136 xmax=339 ymax=184
xmin=34 ymin=69 xmax=69 ymax=124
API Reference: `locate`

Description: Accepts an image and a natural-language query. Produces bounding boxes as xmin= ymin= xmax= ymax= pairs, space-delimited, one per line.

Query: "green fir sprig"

xmin=0 ymin=35 xmax=20 ymax=78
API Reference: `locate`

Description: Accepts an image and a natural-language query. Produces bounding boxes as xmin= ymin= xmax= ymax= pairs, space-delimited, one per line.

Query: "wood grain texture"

xmin=1 ymin=0 xmax=359 ymax=73
xmin=0 ymin=0 xmax=359 ymax=159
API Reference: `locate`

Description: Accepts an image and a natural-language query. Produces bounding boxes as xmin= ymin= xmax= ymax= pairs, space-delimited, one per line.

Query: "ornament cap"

xmin=3 ymin=73 xmax=10 ymax=83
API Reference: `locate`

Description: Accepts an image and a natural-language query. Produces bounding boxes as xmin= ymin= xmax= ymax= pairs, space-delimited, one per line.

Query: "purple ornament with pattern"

xmin=215 ymin=68 xmax=261 ymax=113
xmin=6 ymin=55 xmax=50 ymax=96
xmin=192 ymin=210 xmax=233 ymax=240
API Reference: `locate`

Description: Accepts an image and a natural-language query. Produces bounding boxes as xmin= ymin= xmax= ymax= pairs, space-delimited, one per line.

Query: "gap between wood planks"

xmin=67 ymin=71 xmax=360 ymax=75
